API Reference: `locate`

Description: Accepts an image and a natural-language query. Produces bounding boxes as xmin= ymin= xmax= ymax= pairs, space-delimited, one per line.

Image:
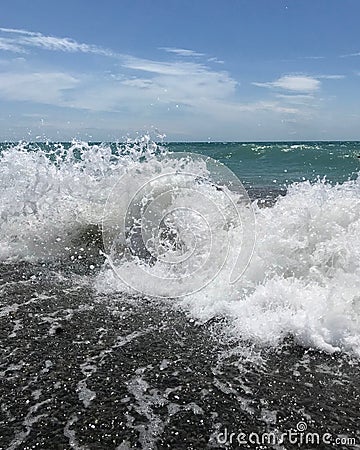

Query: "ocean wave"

xmin=0 ymin=138 xmax=162 ymax=261
xmin=178 ymin=178 xmax=360 ymax=356
xmin=96 ymin=174 xmax=360 ymax=356
xmin=1 ymin=140 xmax=359 ymax=356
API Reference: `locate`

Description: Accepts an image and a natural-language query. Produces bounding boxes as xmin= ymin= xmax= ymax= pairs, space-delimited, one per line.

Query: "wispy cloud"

xmin=299 ymin=55 xmax=325 ymax=60
xmin=0 ymin=71 xmax=79 ymax=104
xmin=160 ymin=47 xmax=205 ymax=57
xmin=159 ymin=47 xmax=224 ymax=64
xmin=0 ymin=27 xmax=224 ymax=66
xmin=122 ymin=56 xmax=210 ymax=76
xmin=0 ymin=27 xmax=39 ymax=36
xmin=0 ymin=27 xmax=116 ymax=57
xmin=83 ymin=58 xmax=239 ymax=112
xmin=252 ymin=74 xmax=345 ymax=94
xmin=0 ymin=56 xmax=299 ymax=123
xmin=275 ymin=93 xmax=315 ymax=103
xmin=0 ymin=26 xmax=326 ymax=139
xmin=207 ymin=57 xmax=225 ymax=64
xmin=0 ymin=27 xmax=239 ymax=116
xmin=0 ymin=27 xmax=226 ymax=69
xmin=316 ymin=74 xmax=345 ymax=79
xmin=340 ymin=51 xmax=360 ymax=58
xmin=253 ymin=75 xmax=321 ymax=93
xmin=0 ymin=37 xmax=26 ymax=53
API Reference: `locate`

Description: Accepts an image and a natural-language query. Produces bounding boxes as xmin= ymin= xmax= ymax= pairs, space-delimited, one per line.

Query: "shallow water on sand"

xmin=0 ymin=262 xmax=359 ymax=449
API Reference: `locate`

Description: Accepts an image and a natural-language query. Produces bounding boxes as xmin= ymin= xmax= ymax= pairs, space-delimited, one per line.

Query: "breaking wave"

xmin=1 ymin=139 xmax=359 ymax=356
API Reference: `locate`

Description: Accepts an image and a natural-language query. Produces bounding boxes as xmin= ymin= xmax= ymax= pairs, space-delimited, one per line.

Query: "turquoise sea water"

xmin=167 ymin=141 xmax=360 ymax=188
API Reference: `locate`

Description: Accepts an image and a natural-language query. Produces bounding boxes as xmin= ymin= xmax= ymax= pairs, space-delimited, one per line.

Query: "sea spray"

xmin=0 ymin=138 xmax=164 ymax=260
xmin=179 ymin=178 xmax=360 ymax=355
xmin=1 ymin=139 xmax=359 ymax=355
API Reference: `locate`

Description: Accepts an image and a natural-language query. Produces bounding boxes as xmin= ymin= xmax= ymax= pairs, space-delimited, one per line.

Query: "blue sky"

xmin=0 ymin=0 xmax=359 ymax=141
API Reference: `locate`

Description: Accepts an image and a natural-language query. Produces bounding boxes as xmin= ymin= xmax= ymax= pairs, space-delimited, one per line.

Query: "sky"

xmin=0 ymin=0 xmax=359 ymax=141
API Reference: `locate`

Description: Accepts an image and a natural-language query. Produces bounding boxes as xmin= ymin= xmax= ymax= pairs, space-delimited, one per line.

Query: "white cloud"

xmin=234 ymin=101 xmax=298 ymax=114
xmin=0 ymin=30 xmax=239 ymax=115
xmin=0 ymin=27 xmax=116 ymax=57
xmin=0 ymin=37 xmax=26 ymax=53
xmin=0 ymin=60 xmax=296 ymax=123
xmin=160 ymin=47 xmax=225 ymax=64
xmin=253 ymin=75 xmax=321 ymax=93
xmin=122 ymin=58 xmax=238 ymax=102
xmin=0 ymin=28 xmax=229 ymax=76
xmin=0 ymin=27 xmax=325 ymax=140
xmin=0 ymin=72 xmax=79 ymax=104
xmin=0 ymin=27 xmax=38 ymax=36
xmin=160 ymin=47 xmax=205 ymax=57
xmin=275 ymin=93 xmax=315 ymax=104
xmin=299 ymin=55 xmax=325 ymax=60
xmin=0 ymin=52 xmax=301 ymax=125
xmin=66 ymin=59 xmax=239 ymax=113
xmin=316 ymin=74 xmax=345 ymax=79
xmin=121 ymin=78 xmax=154 ymax=88
xmin=340 ymin=51 xmax=360 ymax=57
xmin=122 ymin=56 xmax=211 ymax=76
xmin=207 ymin=57 xmax=225 ymax=64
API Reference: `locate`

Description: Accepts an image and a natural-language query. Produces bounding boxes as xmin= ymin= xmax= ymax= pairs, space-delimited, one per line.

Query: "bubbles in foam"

xmin=1 ymin=138 xmax=359 ymax=356
xmin=180 ymin=177 xmax=360 ymax=356
xmin=101 ymin=152 xmax=255 ymax=297
xmin=0 ymin=138 xmax=164 ymax=260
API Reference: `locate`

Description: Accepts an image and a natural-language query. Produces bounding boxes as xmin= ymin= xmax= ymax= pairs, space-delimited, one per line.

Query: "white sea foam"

xmin=0 ymin=138 xmax=162 ymax=260
xmin=1 ymin=140 xmax=359 ymax=355
xmin=179 ymin=179 xmax=360 ymax=356
xmin=97 ymin=175 xmax=360 ymax=356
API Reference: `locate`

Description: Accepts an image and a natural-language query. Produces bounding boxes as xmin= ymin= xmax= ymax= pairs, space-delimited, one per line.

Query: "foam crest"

xmin=97 ymin=176 xmax=360 ymax=355
xmin=1 ymin=139 xmax=359 ymax=355
xmin=100 ymin=151 xmax=254 ymax=297
xmin=180 ymin=178 xmax=360 ymax=355
xmin=0 ymin=138 xmax=163 ymax=260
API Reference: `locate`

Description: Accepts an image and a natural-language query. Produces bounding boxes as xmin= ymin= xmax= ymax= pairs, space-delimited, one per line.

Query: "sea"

xmin=0 ymin=140 xmax=359 ymax=449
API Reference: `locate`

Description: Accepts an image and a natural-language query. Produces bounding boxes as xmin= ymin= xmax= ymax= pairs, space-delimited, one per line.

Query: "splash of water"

xmin=1 ymin=139 xmax=359 ymax=356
